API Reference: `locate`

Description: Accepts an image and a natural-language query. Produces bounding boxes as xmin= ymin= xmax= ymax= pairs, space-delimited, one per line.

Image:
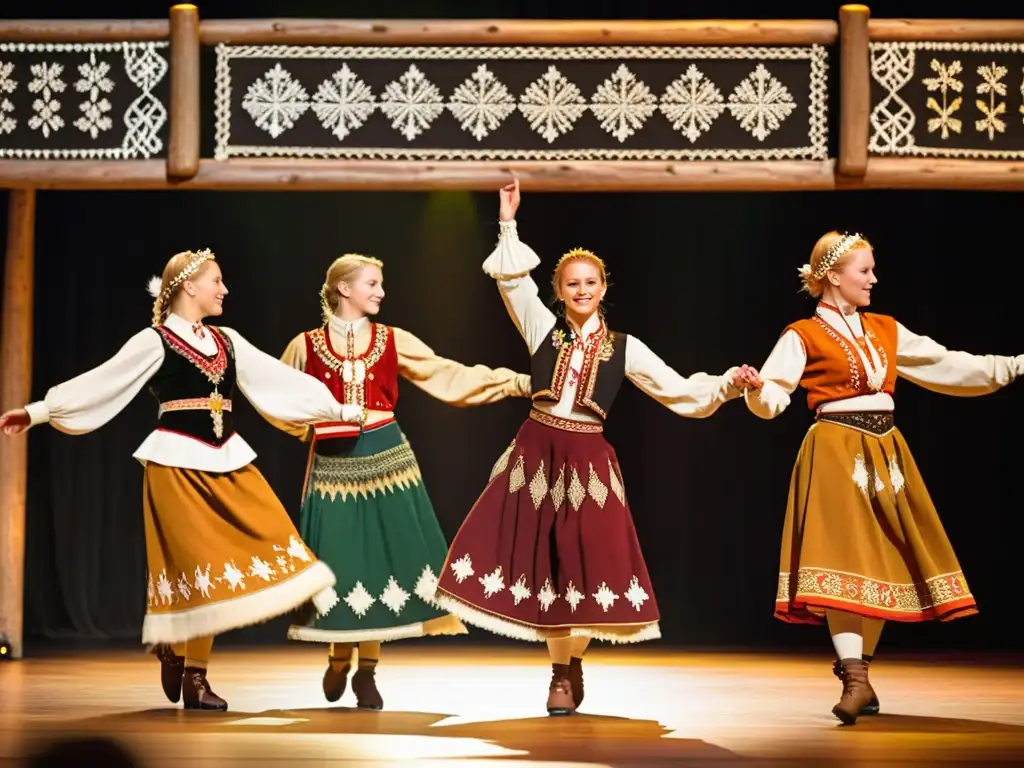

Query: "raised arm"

xmin=12 ymin=328 xmax=165 ymax=435
xmin=220 ymin=327 xmax=359 ymax=426
xmin=394 ymin=326 xmax=531 ymax=406
xmin=895 ymin=322 xmax=1024 ymax=396
xmin=482 ymin=180 xmax=557 ymax=355
xmin=743 ymin=330 xmax=806 ymax=419
xmin=626 ymin=335 xmax=743 ymax=419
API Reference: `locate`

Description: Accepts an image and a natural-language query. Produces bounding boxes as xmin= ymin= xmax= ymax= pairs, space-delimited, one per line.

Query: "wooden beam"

xmin=168 ymin=5 xmax=201 ymax=180
xmin=0 ymin=20 xmax=169 ymax=41
xmin=199 ymin=18 xmax=838 ymax=46
xmin=851 ymin=158 xmax=1024 ymax=190
xmin=869 ymin=18 xmax=1024 ymax=41
xmin=0 ymin=189 xmax=35 ymax=661
xmin=0 ymin=159 xmax=839 ymax=192
xmin=838 ymin=5 xmax=870 ymax=178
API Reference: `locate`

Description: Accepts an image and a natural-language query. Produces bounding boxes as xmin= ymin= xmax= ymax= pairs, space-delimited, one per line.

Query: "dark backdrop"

xmin=2 ymin=0 xmax=1021 ymax=654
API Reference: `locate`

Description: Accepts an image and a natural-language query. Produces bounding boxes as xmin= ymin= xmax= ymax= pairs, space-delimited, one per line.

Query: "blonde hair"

xmin=148 ymin=249 xmax=216 ymax=326
xmin=319 ymin=253 xmax=384 ymax=325
xmin=551 ymin=248 xmax=610 ymax=314
xmin=799 ymin=231 xmax=872 ymax=298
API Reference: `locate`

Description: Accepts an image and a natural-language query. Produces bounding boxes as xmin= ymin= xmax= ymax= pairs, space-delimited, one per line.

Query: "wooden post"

xmin=168 ymin=4 xmax=200 ymax=179
xmin=0 ymin=189 xmax=35 ymax=660
xmin=838 ymin=4 xmax=870 ymax=178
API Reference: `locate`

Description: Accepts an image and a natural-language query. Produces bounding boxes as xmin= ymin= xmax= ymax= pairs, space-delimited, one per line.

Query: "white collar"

xmin=815 ymin=303 xmax=863 ymax=336
xmin=165 ymin=312 xmax=206 ymax=337
xmin=329 ymin=314 xmax=369 ymax=336
xmin=567 ymin=312 xmax=602 ymax=338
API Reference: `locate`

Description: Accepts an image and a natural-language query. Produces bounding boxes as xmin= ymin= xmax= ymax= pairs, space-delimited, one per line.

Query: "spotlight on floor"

xmin=0 ymin=638 xmax=11 ymax=659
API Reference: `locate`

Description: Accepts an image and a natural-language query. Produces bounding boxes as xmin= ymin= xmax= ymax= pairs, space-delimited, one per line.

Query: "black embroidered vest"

xmin=531 ymin=317 xmax=627 ymax=420
xmin=148 ymin=326 xmax=237 ymax=447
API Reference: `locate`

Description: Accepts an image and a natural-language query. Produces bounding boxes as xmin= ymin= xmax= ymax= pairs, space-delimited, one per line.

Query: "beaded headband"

xmin=146 ymin=249 xmax=216 ymax=301
xmin=797 ymin=232 xmax=864 ymax=280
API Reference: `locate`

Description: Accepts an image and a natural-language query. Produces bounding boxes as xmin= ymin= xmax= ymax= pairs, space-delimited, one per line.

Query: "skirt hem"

xmin=775 ymin=595 xmax=979 ymax=624
xmin=286 ymin=614 xmax=468 ymax=644
xmin=141 ymin=561 xmax=337 ymax=645
xmin=434 ymin=591 xmax=660 ymax=644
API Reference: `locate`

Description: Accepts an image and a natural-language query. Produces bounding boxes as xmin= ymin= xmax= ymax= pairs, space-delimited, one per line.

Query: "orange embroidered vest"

xmin=785 ymin=312 xmax=898 ymax=411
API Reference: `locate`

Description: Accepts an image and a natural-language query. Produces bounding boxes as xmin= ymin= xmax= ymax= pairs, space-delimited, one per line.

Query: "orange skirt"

xmin=776 ymin=419 xmax=976 ymax=624
xmin=141 ymin=462 xmax=338 ymax=644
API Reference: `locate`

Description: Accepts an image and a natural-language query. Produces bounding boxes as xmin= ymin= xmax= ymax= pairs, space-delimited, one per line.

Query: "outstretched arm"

xmin=395 ymin=327 xmax=531 ymax=405
xmin=895 ymin=322 xmax=1024 ymax=396
xmin=257 ymin=332 xmax=316 ymax=441
xmin=626 ymin=335 xmax=745 ymax=419
xmin=220 ymin=327 xmax=360 ymax=426
xmin=482 ymin=179 xmax=557 ymax=355
xmin=1 ymin=328 xmax=165 ymax=436
xmin=743 ymin=330 xmax=806 ymax=419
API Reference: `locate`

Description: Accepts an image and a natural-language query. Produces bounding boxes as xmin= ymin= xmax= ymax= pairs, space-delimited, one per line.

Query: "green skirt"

xmin=286 ymin=420 xmax=466 ymax=643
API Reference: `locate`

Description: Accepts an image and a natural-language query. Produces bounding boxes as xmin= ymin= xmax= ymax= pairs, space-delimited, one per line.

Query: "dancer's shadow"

xmin=434 ymin=713 xmax=744 ymax=764
xmin=839 ymin=714 xmax=1024 ymax=736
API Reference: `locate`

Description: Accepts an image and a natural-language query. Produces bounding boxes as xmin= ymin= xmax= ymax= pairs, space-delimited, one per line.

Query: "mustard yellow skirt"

xmin=775 ymin=418 xmax=977 ymax=624
xmin=141 ymin=462 xmax=338 ymax=644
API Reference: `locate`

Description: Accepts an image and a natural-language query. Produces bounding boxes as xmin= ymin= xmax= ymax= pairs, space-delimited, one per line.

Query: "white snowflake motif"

xmin=590 ymin=64 xmax=657 ymax=142
xmin=537 ymin=578 xmax=558 ymax=612
xmin=660 ymin=64 xmax=726 ymax=143
xmin=27 ymin=61 xmax=66 ymax=138
xmin=519 ymin=65 xmax=587 ymax=143
xmin=194 ymin=564 xmax=215 ymax=598
xmin=727 ymin=63 xmax=795 ymax=141
xmin=852 ymin=453 xmax=870 ymax=494
xmin=219 ymin=561 xmax=246 ymax=592
xmin=564 ymin=581 xmax=584 ymax=612
xmin=888 ymin=455 xmax=906 ymax=494
xmin=624 ymin=576 xmax=649 ymax=611
xmin=479 ymin=566 xmax=505 ymax=598
xmin=73 ymin=52 xmax=114 ymax=139
xmin=242 ymin=63 xmax=309 ymax=139
xmin=448 ymin=64 xmax=516 ymax=141
xmin=414 ymin=564 xmax=439 ymax=605
xmin=0 ymin=61 xmax=17 ymax=135
xmin=380 ymin=64 xmax=444 ymax=141
xmin=286 ymin=536 xmax=312 ymax=563
xmin=592 ymin=582 xmax=619 ymax=612
xmin=248 ymin=556 xmax=276 ymax=582
xmin=176 ymin=573 xmax=192 ymax=602
xmin=275 ymin=555 xmax=289 ymax=571
xmin=450 ymin=554 xmax=475 ymax=583
xmin=379 ymin=576 xmax=411 ymax=615
xmin=156 ymin=569 xmax=174 ymax=605
xmin=344 ymin=581 xmax=376 ymax=618
xmin=510 ymin=574 xmax=532 ymax=606
xmin=311 ymin=64 xmax=376 ymax=141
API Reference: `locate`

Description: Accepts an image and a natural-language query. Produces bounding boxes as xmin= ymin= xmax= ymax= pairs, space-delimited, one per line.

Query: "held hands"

xmin=730 ymin=365 xmax=763 ymax=391
xmin=340 ymin=403 xmax=366 ymax=424
xmin=499 ymin=176 xmax=520 ymax=222
xmin=0 ymin=408 xmax=30 ymax=435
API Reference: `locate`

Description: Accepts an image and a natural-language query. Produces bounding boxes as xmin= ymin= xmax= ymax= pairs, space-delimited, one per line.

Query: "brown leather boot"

xmin=547 ymin=663 xmax=575 ymax=716
xmin=182 ymin=667 xmax=228 ymax=711
xmin=351 ymin=663 xmax=383 ymax=710
xmin=323 ymin=661 xmax=350 ymax=703
xmin=152 ymin=644 xmax=184 ymax=704
xmin=832 ymin=658 xmax=879 ymax=715
xmin=832 ymin=658 xmax=874 ymax=724
xmin=568 ymin=656 xmax=585 ymax=709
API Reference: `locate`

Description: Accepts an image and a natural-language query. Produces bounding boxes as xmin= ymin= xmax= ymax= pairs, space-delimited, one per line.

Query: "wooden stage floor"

xmin=1 ymin=645 xmax=1023 ymax=767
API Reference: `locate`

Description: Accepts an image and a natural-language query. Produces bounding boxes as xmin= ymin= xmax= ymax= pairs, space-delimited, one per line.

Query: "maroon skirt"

xmin=434 ymin=410 xmax=660 ymax=643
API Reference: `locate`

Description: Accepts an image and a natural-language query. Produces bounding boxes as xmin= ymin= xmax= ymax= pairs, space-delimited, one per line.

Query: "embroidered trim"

xmin=816 ymin=410 xmax=894 ymax=437
xmin=577 ymin=321 xmax=614 ymax=418
xmin=529 ymin=409 xmax=603 ymax=434
xmin=308 ymin=324 xmax=389 ymax=407
xmin=156 ymin=326 xmax=230 ymax=385
xmin=157 ymin=397 xmax=234 ymax=416
xmin=533 ymin=338 xmax=573 ymax=404
xmin=777 ymin=567 xmax=973 ymax=618
xmin=812 ymin=316 xmax=861 ymax=392
xmin=308 ymin=439 xmax=422 ymax=501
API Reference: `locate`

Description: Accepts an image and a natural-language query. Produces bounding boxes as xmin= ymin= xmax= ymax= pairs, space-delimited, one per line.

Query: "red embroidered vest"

xmin=303 ymin=323 xmax=399 ymax=411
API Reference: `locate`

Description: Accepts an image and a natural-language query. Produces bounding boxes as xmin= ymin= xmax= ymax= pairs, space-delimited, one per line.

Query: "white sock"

xmin=826 ymin=609 xmax=864 ymax=660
